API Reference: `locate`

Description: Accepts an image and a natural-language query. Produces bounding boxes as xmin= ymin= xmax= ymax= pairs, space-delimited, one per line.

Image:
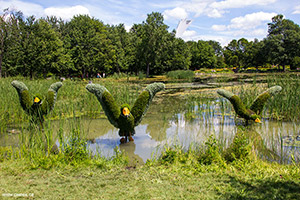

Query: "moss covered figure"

xmin=86 ymin=82 xmax=165 ymax=143
xmin=11 ymin=80 xmax=62 ymax=126
xmin=217 ymin=86 xmax=282 ymax=124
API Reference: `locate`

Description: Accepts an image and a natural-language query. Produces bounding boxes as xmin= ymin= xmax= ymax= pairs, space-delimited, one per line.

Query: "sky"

xmin=1 ymin=0 xmax=300 ymax=46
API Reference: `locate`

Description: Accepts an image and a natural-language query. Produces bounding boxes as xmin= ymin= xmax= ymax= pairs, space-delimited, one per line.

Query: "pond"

xmin=2 ymin=86 xmax=300 ymax=164
xmin=78 ymin=102 xmax=300 ymax=164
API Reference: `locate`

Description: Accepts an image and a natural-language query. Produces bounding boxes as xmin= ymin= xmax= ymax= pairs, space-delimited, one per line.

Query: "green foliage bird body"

xmin=11 ymin=80 xmax=62 ymax=126
xmin=217 ymin=86 xmax=282 ymax=124
xmin=86 ymin=82 xmax=165 ymax=143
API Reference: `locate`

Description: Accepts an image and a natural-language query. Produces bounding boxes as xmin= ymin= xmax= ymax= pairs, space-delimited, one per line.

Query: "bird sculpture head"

xmin=33 ymin=94 xmax=43 ymax=105
xmin=250 ymin=114 xmax=261 ymax=123
xmin=121 ymin=104 xmax=131 ymax=118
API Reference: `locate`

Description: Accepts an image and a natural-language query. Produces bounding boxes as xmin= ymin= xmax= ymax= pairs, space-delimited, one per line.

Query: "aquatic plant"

xmin=266 ymin=74 xmax=300 ymax=121
xmin=86 ymin=82 xmax=165 ymax=143
xmin=11 ymin=80 xmax=62 ymax=126
xmin=217 ymin=85 xmax=282 ymax=124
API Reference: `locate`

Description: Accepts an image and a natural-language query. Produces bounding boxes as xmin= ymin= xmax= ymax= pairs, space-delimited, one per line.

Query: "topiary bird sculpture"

xmin=11 ymin=80 xmax=62 ymax=126
xmin=86 ymin=82 xmax=165 ymax=143
xmin=217 ymin=85 xmax=282 ymax=124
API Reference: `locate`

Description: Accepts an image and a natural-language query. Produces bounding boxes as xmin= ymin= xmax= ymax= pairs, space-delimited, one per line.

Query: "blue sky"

xmin=1 ymin=0 xmax=300 ymax=46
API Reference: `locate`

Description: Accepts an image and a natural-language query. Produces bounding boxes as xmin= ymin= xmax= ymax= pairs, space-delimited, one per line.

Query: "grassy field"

xmin=1 ymin=149 xmax=300 ymax=199
xmin=1 ymin=73 xmax=300 ymax=199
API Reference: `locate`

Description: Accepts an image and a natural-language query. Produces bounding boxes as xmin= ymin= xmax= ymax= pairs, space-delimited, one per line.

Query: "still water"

xmin=2 ymin=97 xmax=300 ymax=164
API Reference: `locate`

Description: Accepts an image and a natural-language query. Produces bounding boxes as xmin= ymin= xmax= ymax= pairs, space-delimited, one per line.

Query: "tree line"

xmin=1 ymin=8 xmax=300 ymax=78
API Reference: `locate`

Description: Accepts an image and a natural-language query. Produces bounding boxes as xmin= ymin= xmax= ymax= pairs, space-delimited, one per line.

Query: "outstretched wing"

xmin=217 ymin=89 xmax=253 ymax=120
xmin=250 ymin=85 xmax=282 ymax=115
xmin=11 ymin=80 xmax=33 ymax=114
xmin=86 ymin=83 xmax=120 ymax=128
xmin=131 ymin=82 xmax=165 ymax=126
xmin=41 ymin=82 xmax=63 ymax=115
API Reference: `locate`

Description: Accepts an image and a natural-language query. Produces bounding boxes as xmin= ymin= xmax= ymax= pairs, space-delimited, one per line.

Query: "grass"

xmin=1 ymin=142 xmax=299 ymax=199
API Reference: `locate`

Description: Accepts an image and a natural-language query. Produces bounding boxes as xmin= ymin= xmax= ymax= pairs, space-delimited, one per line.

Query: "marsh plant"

xmin=266 ymin=74 xmax=300 ymax=121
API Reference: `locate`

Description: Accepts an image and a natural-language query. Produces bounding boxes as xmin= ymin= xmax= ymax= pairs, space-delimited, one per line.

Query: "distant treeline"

xmin=1 ymin=8 xmax=300 ymax=78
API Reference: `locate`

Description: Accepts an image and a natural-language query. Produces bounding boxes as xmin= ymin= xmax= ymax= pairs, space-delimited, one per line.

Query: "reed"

xmin=266 ymin=74 xmax=300 ymax=121
xmin=0 ymin=78 xmax=142 ymax=130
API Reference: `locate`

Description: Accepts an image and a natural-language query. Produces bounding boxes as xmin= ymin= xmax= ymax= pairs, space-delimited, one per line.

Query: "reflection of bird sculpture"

xmin=86 ymin=82 xmax=165 ymax=143
xmin=217 ymin=86 xmax=282 ymax=124
xmin=11 ymin=80 xmax=62 ymax=126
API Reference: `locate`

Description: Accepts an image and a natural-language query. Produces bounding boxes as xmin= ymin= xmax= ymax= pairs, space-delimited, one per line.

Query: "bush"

xmin=198 ymin=135 xmax=225 ymax=166
xmin=224 ymin=131 xmax=251 ymax=163
xmin=166 ymin=70 xmax=195 ymax=81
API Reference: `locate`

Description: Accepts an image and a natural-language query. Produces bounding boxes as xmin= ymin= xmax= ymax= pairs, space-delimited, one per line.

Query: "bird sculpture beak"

xmin=34 ymin=97 xmax=41 ymax=103
xmin=122 ymin=107 xmax=130 ymax=117
xmin=255 ymin=118 xmax=261 ymax=123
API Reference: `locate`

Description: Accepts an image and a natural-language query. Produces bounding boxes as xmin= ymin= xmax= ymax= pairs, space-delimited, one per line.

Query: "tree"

xmin=163 ymin=36 xmax=191 ymax=72
xmin=16 ymin=17 xmax=66 ymax=78
xmin=266 ymin=14 xmax=300 ymax=70
xmin=0 ymin=10 xmax=8 ymax=77
xmin=188 ymin=40 xmax=217 ymax=69
xmin=135 ymin=12 xmax=170 ymax=77
xmin=107 ymin=24 xmax=135 ymax=73
xmin=223 ymin=38 xmax=252 ymax=68
xmin=63 ymin=15 xmax=113 ymax=78
xmin=0 ymin=9 xmax=24 ymax=77
xmin=208 ymin=40 xmax=224 ymax=67
xmin=243 ymin=39 xmax=265 ymax=68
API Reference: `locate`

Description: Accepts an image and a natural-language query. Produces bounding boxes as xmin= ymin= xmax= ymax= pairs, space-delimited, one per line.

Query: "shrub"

xmin=198 ymin=135 xmax=225 ymax=166
xmin=166 ymin=70 xmax=195 ymax=81
xmin=224 ymin=131 xmax=251 ymax=163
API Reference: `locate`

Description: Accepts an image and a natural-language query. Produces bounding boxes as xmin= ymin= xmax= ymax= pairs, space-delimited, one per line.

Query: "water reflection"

xmin=1 ymin=99 xmax=300 ymax=164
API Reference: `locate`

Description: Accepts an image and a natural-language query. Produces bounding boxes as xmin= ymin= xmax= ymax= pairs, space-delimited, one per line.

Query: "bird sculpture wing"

xmin=131 ymin=82 xmax=165 ymax=126
xmin=41 ymin=82 xmax=63 ymax=115
xmin=86 ymin=84 xmax=120 ymax=128
xmin=249 ymin=85 xmax=282 ymax=115
xmin=11 ymin=80 xmax=33 ymax=114
xmin=217 ymin=89 xmax=256 ymax=121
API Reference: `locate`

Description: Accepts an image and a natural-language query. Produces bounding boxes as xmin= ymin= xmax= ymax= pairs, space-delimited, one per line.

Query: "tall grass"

xmin=266 ymin=74 xmax=300 ymax=121
xmin=214 ymin=74 xmax=300 ymax=122
xmin=0 ymin=78 xmax=142 ymax=130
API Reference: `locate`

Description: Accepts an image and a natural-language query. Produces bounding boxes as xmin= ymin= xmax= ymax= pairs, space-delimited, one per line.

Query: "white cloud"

xmin=250 ymin=29 xmax=266 ymax=36
xmin=212 ymin=12 xmax=276 ymax=36
xmin=181 ymin=32 xmax=233 ymax=46
xmin=0 ymin=1 xmax=90 ymax=21
xmin=212 ymin=24 xmax=227 ymax=31
xmin=210 ymin=0 xmax=277 ymax=10
xmin=182 ymin=30 xmax=197 ymax=37
xmin=44 ymin=5 xmax=90 ymax=20
xmin=0 ymin=0 xmax=44 ymax=17
xmin=206 ymin=8 xmax=223 ymax=18
xmin=208 ymin=12 xmax=278 ymax=45
xmin=163 ymin=7 xmax=188 ymax=20
xmin=162 ymin=0 xmax=277 ymax=19
xmin=228 ymin=12 xmax=277 ymax=30
xmin=293 ymin=5 xmax=300 ymax=14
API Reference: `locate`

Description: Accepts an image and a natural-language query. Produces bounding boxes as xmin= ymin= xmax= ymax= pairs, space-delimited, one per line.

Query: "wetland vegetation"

xmin=1 ymin=73 xmax=300 ymax=199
